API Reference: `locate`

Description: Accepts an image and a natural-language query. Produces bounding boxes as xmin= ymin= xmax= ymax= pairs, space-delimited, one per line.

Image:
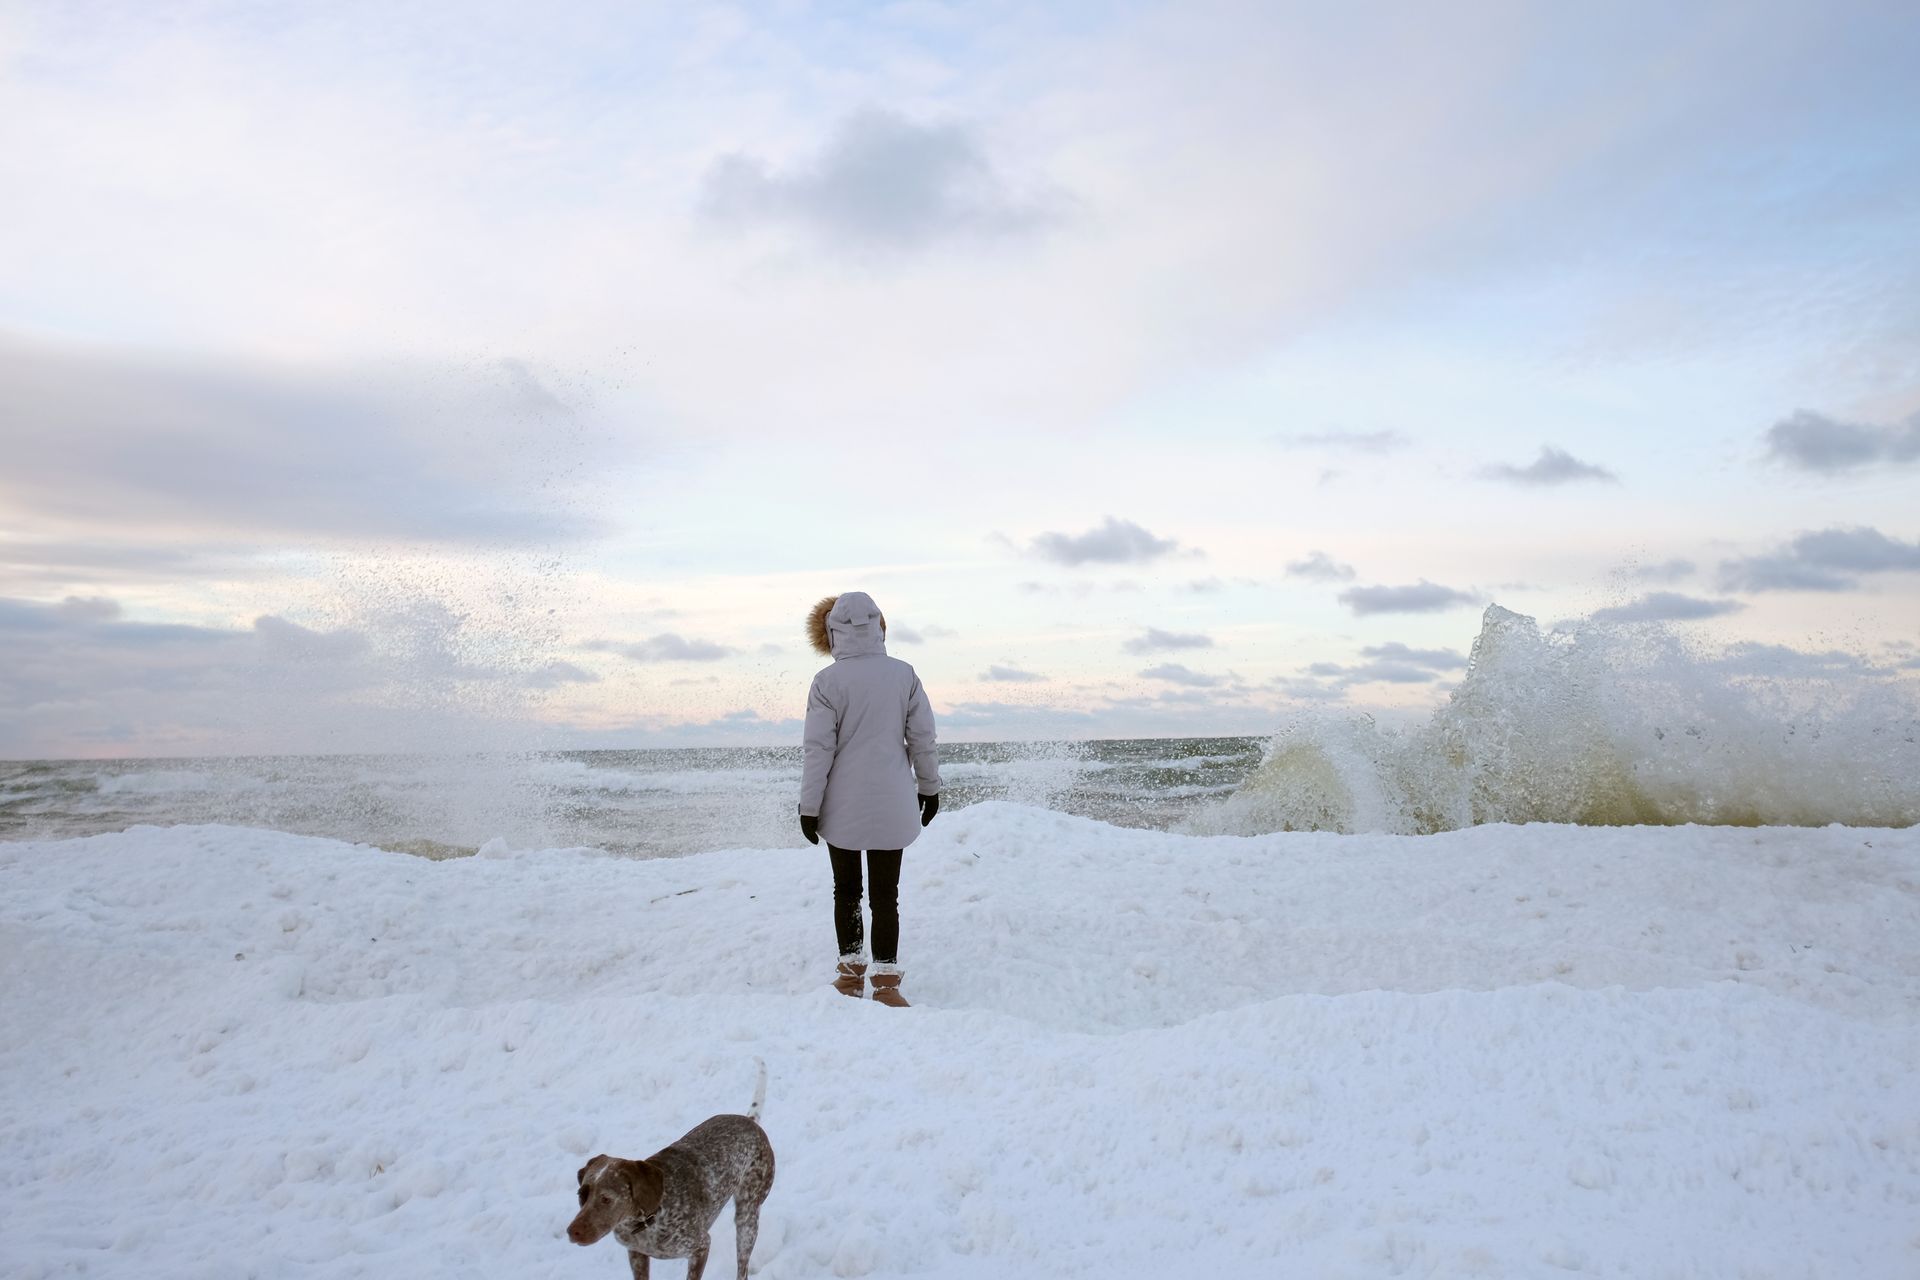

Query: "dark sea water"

xmin=0 ymin=738 xmax=1264 ymax=858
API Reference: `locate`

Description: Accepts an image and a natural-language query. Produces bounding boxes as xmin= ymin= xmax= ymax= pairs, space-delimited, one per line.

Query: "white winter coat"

xmin=797 ymin=591 xmax=941 ymax=851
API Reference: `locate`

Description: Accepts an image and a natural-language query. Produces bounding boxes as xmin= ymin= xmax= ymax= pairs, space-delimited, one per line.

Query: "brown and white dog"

xmin=567 ymin=1064 xmax=774 ymax=1280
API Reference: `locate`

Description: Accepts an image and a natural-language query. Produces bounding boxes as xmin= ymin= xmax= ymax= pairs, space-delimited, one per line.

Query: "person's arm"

xmin=904 ymin=673 xmax=941 ymax=798
xmin=798 ymin=676 xmax=838 ymax=823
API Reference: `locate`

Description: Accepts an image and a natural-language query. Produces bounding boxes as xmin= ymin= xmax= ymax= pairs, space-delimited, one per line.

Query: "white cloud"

xmin=1029 ymin=518 xmax=1184 ymax=567
xmin=1479 ymin=446 xmax=1618 ymax=486
xmin=1137 ymin=663 xmax=1223 ymax=687
xmin=1338 ymin=581 xmax=1479 ymax=615
xmin=1122 ymin=628 xmax=1214 ymax=654
xmin=0 ymin=595 xmax=561 ymax=757
xmin=1342 ymin=662 xmax=1441 ymax=685
xmin=525 ymin=661 xmax=601 ymax=688
xmin=1285 ymin=551 xmax=1357 ymax=583
xmin=1765 ymin=409 xmax=1920 ymax=474
xmin=587 ymin=634 xmax=735 ymax=662
xmin=1588 ymin=592 xmax=1745 ymax=623
xmin=982 ymin=664 xmax=1045 ymax=682
xmin=699 ymin=108 xmax=1059 ymax=252
xmin=1303 ymin=642 xmax=1467 ymax=686
xmin=1358 ymin=642 xmax=1466 ymax=670
xmin=56 ymin=596 xmax=123 ymax=623
xmin=1707 ymin=642 xmax=1884 ymax=679
xmin=1718 ymin=527 xmax=1920 ymax=593
xmin=0 ymin=335 xmax=612 ymax=546
xmin=1622 ymin=558 xmax=1696 ymax=584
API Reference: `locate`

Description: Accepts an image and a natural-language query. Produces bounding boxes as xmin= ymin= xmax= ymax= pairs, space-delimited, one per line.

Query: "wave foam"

xmin=1190 ymin=605 xmax=1920 ymax=835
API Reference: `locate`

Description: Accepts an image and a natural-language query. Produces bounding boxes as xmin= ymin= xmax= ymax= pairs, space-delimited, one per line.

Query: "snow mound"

xmin=3 ymin=804 xmax=1917 ymax=1278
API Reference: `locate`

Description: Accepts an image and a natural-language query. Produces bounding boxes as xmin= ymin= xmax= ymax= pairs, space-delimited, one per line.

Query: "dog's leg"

xmin=626 ymin=1252 xmax=650 ymax=1280
xmin=733 ymin=1200 xmax=760 ymax=1280
xmin=685 ymin=1235 xmax=710 ymax=1280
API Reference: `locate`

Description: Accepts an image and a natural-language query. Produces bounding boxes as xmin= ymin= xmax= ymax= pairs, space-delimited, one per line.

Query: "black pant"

xmin=829 ymin=845 xmax=902 ymax=965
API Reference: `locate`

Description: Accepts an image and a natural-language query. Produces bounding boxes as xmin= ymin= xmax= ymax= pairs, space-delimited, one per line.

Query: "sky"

xmin=2 ymin=0 xmax=1918 ymax=758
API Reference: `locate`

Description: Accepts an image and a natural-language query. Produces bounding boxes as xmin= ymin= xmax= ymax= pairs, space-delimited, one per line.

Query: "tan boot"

xmin=832 ymin=959 xmax=866 ymax=998
xmin=869 ymin=971 xmax=909 ymax=1008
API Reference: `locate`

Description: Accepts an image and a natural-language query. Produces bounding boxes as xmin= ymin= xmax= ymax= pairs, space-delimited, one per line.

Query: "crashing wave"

xmin=1189 ymin=605 xmax=1920 ymax=835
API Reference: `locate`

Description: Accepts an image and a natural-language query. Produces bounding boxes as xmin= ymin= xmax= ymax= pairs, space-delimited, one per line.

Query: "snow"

xmin=3 ymin=803 xmax=1917 ymax=1278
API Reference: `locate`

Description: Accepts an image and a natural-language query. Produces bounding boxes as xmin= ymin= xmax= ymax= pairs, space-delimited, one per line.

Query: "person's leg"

xmin=828 ymin=844 xmax=865 ymax=958
xmin=866 ymin=849 xmax=903 ymax=966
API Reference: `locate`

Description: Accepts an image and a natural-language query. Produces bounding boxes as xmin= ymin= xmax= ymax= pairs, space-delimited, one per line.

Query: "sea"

xmin=0 ymin=737 xmax=1259 ymax=859
xmin=6 ymin=607 xmax=1917 ymax=855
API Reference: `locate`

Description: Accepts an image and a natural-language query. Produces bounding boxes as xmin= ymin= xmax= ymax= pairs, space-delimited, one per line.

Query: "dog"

xmin=567 ymin=1062 xmax=775 ymax=1280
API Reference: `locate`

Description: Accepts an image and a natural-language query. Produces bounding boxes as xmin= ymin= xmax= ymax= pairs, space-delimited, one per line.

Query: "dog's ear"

xmin=621 ymin=1159 xmax=665 ymax=1215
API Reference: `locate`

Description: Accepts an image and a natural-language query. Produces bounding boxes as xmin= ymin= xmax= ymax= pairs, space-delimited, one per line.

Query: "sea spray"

xmin=1188 ymin=605 xmax=1920 ymax=836
xmin=205 ymin=359 xmax=612 ymax=846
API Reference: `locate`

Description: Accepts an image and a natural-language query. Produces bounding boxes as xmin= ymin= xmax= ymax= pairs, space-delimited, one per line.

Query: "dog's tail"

xmin=747 ymin=1057 xmax=768 ymax=1122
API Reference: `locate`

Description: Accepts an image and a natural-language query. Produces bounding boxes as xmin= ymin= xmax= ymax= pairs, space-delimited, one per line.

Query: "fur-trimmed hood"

xmin=807 ymin=592 xmax=887 ymax=659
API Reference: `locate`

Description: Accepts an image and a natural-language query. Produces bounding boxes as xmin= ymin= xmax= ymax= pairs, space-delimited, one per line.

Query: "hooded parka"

xmin=798 ymin=591 xmax=941 ymax=851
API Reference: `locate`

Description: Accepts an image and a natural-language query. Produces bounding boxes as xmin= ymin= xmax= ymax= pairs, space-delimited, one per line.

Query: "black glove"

xmin=799 ymin=812 xmax=819 ymax=845
xmin=918 ymin=793 xmax=940 ymax=827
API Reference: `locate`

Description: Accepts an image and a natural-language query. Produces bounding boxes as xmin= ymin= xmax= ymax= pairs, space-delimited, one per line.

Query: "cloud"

xmin=1285 ymin=551 xmax=1357 ymax=582
xmin=1717 ymin=526 xmax=1920 ymax=593
xmin=1302 ymin=643 xmax=1466 ymax=685
xmin=251 ymin=614 xmax=372 ymax=662
xmin=1764 ymin=409 xmax=1920 ymax=474
xmin=0 ymin=334 xmax=610 ymax=547
xmin=1337 ymin=580 xmax=1478 ymax=615
xmin=981 ymin=664 xmax=1045 ymax=682
xmin=936 ymin=701 xmax=1101 ymax=734
xmin=1623 ymin=558 xmax=1696 ymax=583
xmin=0 ymin=541 xmax=268 ymax=595
xmin=525 ymin=660 xmax=600 ymax=688
xmin=1341 ymin=661 xmax=1441 ymax=684
xmin=56 ymin=595 xmax=123 ymax=623
xmin=1029 ymin=517 xmax=1184 ymax=567
xmin=1480 ymin=446 xmax=1619 ymax=486
xmin=0 ymin=595 xmax=559 ymax=756
xmin=1588 ymin=592 xmax=1746 ymax=623
xmin=587 ymin=633 xmax=735 ymax=662
xmin=1715 ymin=558 xmax=1854 ymax=593
xmin=1137 ymin=663 xmax=1224 ymax=687
xmin=889 ymin=624 xmax=925 ymax=644
xmin=1358 ymin=642 xmax=1466 ymax=670
xmin=1268 ymin=676 xmax=1353 ymax=703
xmin=1789 ymin=527 xmax=1920 ymax=572
xmin=1272 ymin=430 xmax=1408 ymax=453
xmin=699 ymin=108 xmax=1057 ymax=252
xmin=0 ymin=596 xmax=232 ymax=646
xmin=1122 ymin=627 xmax=1214 ymax=654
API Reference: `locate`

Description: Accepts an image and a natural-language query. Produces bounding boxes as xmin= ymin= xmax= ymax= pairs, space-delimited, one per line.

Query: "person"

xmin=797 ymin=591 xmax=941 ymax=1007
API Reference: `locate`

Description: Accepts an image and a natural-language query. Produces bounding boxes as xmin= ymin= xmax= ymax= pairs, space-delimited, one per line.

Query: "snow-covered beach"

xmin=5 ymin=805 xmax=1916 ymax=1278
xmin=10 ymin=3 xmax=1920 ymax=1277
